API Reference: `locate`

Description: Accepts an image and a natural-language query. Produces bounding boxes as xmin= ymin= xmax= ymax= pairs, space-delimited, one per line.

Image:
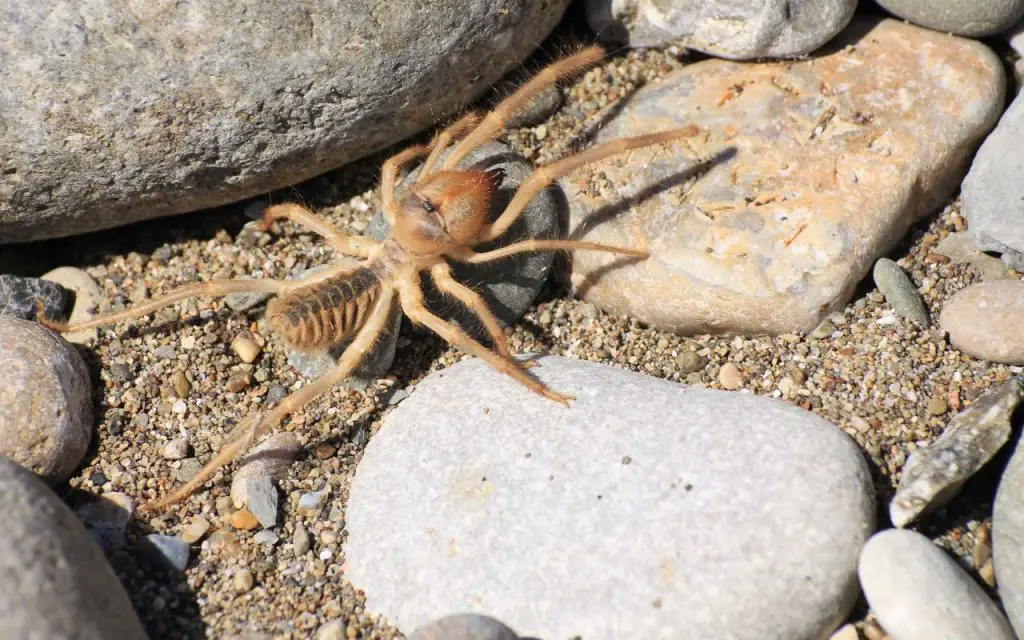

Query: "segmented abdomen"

xmin=267 ymin=267 xmax=381 ymax=351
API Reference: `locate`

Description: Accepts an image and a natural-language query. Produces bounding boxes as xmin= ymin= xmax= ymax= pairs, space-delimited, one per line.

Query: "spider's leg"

xmin=429 ymin=261 xmax=523 ymax=364
xmin=36 ymin=278 xmax=291 ymax=334
xmin=142 ymin=286 xmax=397 ymax=511
xmin=454 ymin=239 xmax=647 ymax=264
xmin=417 ymin=112 xmax=482 ymax=182
xmin=478 ymin=126 xmax=701 ymax=243
xmin=259 ymin=203 xmax=377 ymax=257
xmin=397 ymin=269 xmax=571 ymax=405
xmin=442 ymin=45 xmax=605 ymax=171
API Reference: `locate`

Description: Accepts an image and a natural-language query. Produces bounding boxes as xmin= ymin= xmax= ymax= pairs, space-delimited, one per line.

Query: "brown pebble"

xmin=719 ymin=362 xmax=742 ymax=390
xmin=926 ymin=394 xmax=948 ymax=416
xmin=973 ymin=522 xmax=992 ymax=568
xmin=181 ymin=516 xmax=211 ymax=544
xmin=225 ymin=371 xmax=252 ymax=393
xmin=231 ymin=332 xmax=262 ymax=364
xmin=230 ymin=509 xmax=260 ymax=530
xmin=980 ymin=557 xmax=996 ymax=587
xmin=172 ymin=371 xmax=191 ymax=398
xmin=675 ymin=349 xmax=705 ymax=374
xmin=215 ymin=496 xmax=234 ymax=518
xmin=207 ymin=529 xmax=241 ymax=557
xmin=233 ymin=568 xmax=254 ymax=593
xmin=314 ymin=443 xmax=337 ymax=460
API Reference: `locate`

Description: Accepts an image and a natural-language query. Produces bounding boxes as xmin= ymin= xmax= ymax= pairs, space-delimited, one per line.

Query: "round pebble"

xmin=230 ymin=509 xmax=260 ymax=531
xmin=40 ymin=266 xmax=103 ymax=344
xmin=859 ymin=529 xmax=1015 ymax=639
xmin=719 ymin=362 xmax=743 ymax=389
xmin=939 ymin=280 xmax=1024 ymax=364
xmin=233 ymin=568 xmax=255 ymax=593
xmin=181 ymin=517 xmax=212 ymax=544
xmin=409 ymin=613 xmax=520 ymax=640
xmin=0 ymin=316 xmax=92 ymax=482
xmin=162 ymin=438 xmax=191 ymax=460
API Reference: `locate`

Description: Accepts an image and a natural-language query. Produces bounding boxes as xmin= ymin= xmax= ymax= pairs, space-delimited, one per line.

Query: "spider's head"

xmin=393 ymin=168 xmax=503 ymax=255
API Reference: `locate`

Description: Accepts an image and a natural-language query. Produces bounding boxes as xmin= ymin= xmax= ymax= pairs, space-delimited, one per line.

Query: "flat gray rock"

xmin=345 ymin=356 xmax=875 ymax=639
xmin=963 ymin=90 xmax=1024 ymax=270
xmin=583 ymin=0 xmax=856 ymax=58
xmin=876 ymin=0 xmax=1024 ymax=36
xmin=939 ymin=280 xmax=1024 ymax=365
xmin=0 ymin=457 xmax=147 ymax=639
xmin=0 ymin=0 xmax=570 ymax=244
xmin=890 ymin=378 xmax=1024 ymax=527
xmin=0 ymin=274 xmax=68 ymax=321
xmin=859 ymin=529 xmax=1016 ymax=640
xmin=0 ymin=316 xmax=92 ymax=483
xmin=994 ymin=402 xmax=1024 ymax=637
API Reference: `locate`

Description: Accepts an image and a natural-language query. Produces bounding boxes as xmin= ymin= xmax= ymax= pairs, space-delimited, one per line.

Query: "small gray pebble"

xmin=872 ymin=258 xmax=930 ymax=326
xmin=161 ymin=438 xmax=191 ymax=460
xmin=140 ymin=534 xmax=190 ymax=572
xmin=172 ymin=458 xmax=204 ymax=484
xmin=252 ymin=530 xmax=280 ymax=546
xmin=153 ymin=345 xmax=176 ymax=360
xmin=293 ymin=525 xmax=312 ymax=555
xmin=409 ymin=613 xmax=520 ymax=640
xmin=675 ymin=349 xmax=706 ymax=374
xmin=233 ymin=475 xmax=278 ymax=529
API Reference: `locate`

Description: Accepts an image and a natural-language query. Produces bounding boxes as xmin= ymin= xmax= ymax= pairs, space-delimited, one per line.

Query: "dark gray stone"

xmin=583 ymin=0 xmax=856 ymax=58
xmin=409 ymin=614 xmax=520 ymax=640
xmin=0 ymin=457 xmax=147 ymax=639
xmin=0 ymin=0 xmax=571 ymax=244
xmin=994 ymin=388 xmax=1024 ymax=637
xmin=0 ymin=274 xmax=68 ymax=321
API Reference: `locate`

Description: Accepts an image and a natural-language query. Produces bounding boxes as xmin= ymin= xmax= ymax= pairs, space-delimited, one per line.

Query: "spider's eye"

xmin=422 ymin=199 xmax=437 ymax=215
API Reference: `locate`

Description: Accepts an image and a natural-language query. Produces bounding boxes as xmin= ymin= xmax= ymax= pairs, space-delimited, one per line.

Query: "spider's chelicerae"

xmin=40 ymin=45 xmax=699 ymax=510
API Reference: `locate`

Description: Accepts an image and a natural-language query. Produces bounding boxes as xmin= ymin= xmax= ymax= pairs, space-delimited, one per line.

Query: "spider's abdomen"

xmin=267 ymin=267 xmax=382 ymax=351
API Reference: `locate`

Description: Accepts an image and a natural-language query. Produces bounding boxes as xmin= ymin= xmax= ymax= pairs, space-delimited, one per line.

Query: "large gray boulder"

xmin=0 ymin=0 xmax=570 ymax=244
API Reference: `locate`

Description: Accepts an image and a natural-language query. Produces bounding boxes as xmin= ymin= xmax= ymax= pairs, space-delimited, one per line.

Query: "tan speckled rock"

xmin=0 ymin=316 xmax=92 ymax=482
xmin=940 ymin=280 xmax=1024 ymax=364
xmin=560 ymin=18 xmax=1003 ymax=335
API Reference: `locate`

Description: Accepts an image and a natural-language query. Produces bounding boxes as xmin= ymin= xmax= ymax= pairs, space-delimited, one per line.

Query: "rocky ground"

xmin=4 ymin=4 xmax=1024 ymax=640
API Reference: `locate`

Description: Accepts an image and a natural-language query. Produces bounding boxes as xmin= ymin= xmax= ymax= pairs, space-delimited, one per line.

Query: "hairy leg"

xmin=381 ymin=144 xmax=431 ymax=225
xmin=442 ymin=45 xmax=606 ymax=172
xmin=37 ymin=278 xmax=291 ymax=334
xmin=429 ymin=262 xmax=515 ymax=361
xmin=417 ymin=112 xmax=482 ymax=182
xmin=259 ymin=203 xmax=377 ymax=257
xmin=478 ymin=126 xmax=701 ymax=242
xmin=143 ymin=287 xmax=397 ymax=511
xmin=397 ymin=269 xmax=571 ymax=406
xmin=453 ymin=239 xmax=648 ymax=264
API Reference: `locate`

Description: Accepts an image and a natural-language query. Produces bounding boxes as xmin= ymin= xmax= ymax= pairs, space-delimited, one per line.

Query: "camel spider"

xmin=39 ymin=45 xmax=699 ymax=510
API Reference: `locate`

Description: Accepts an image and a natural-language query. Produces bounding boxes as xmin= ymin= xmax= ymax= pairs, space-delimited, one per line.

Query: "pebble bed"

xmin=3 ymin=32 xmax=1022 ymax=640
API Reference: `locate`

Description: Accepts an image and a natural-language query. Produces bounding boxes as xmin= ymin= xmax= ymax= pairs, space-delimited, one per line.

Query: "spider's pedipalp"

xmin=381 ymin=144 xmax=432 ymax=225
xmin=417 ymin=111 xmax=483 ymax=183
xmin=441 ymin=45 xmax=606 ymax=172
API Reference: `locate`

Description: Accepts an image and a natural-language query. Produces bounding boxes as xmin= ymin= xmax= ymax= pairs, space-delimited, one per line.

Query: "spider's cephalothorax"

xmin=38 ymin=44 xmax=701 ymax=510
